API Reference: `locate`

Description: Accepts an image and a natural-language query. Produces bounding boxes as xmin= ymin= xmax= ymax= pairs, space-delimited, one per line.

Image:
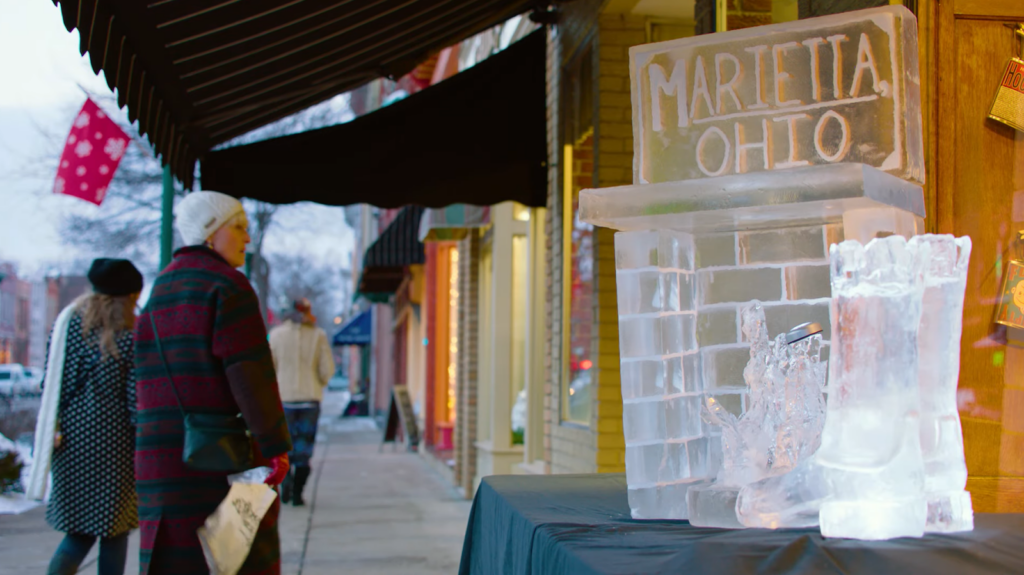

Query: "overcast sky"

xmin=0 ymin=0 xmax=355 ymax=280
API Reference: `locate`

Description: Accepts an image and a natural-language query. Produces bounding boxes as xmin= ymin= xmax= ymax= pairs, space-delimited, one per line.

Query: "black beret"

xmin=88 ymin=259 xmax=143 ymax=296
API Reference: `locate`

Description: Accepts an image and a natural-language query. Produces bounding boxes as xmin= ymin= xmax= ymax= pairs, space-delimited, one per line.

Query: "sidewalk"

xmin=0 ymin=391 xmax=471 ymax=574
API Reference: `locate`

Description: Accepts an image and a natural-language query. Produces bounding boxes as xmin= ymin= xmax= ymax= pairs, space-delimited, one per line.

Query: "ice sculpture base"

xmin=686 ymin=483 xmax=742 ymax=529
xmin=926 ymin=491 xmax=974 ymax=533
xmin=820 ymin=498 xmax=926 ymax=540
xmin=628 ymin=481 xmax=696 ymax=520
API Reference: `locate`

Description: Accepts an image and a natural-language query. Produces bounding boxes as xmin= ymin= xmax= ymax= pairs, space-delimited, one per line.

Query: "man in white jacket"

xmin=269 ymin=298 xmax=336 ymax=506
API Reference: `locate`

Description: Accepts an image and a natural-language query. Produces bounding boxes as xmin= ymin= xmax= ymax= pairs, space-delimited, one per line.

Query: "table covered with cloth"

xmin=458 ymin=473 xmax=1024 ymax=575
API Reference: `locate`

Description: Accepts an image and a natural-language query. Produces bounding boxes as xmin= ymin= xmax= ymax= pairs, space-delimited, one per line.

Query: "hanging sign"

xmin=996 ymin=234 xmax=1024 ymax=330
xmin=988 ymin=24 xmax=1024 ymax=133
xmin=629 ymin=5 xmax=922 ymax=186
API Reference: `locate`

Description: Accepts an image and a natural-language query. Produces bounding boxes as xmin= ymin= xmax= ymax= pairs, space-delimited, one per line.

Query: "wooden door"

xmin=933 ymin=0 xmax=1024 ymax=513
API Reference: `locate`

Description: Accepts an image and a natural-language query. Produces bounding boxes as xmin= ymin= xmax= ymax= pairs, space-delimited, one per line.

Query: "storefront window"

xmin=447 ymin=246 xmax=459 ymax=424
xmin=511 ymin=234 xmax=528 ymax=444
xmin=647 ymin=18 xmax=695 ymax=43
xmin=561 ymin=41 xmax=595 ymax=426
xmin=957 ymin=130 xmax=1024 ymax=497
xmin=566 ymin=171 xmax=594 ymax=425
xmin=772 ymin=0 xmax=798 ymax=24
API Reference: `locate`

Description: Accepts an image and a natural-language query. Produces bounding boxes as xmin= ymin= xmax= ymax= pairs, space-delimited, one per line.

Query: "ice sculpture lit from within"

xmin=686 ymin=303 xmax=827 ymax=528
xmin=735 ymin=234 xmax=973 ymax=540
xmin=916 ymin=235 xmax=973 ymax=533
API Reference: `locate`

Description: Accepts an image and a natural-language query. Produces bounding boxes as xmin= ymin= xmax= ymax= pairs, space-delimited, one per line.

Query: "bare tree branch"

xmin=267 ymin=252 xmax=347 ymax=334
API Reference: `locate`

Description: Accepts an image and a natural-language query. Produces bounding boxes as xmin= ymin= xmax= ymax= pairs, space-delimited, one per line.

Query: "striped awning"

xmin=50 ymin=0 xmax=541 ymax=188
xmin=358 ymin=206 xmax=426 ymax=299
xmin=418 ymin=205 xmax=491 ymax=242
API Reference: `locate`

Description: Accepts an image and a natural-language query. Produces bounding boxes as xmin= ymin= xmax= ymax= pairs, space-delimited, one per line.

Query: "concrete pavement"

xmin=0 ymin=390 xmax=472 ymax=574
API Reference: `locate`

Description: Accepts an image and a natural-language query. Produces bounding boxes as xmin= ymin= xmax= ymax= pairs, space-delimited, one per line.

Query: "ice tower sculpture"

xmin=685 ymin=303 xmax=827 ymax=528
xmin=916 ymin=235 xmax=973 ymax=533
xmin=581 ymin=5 xmax=927 ymax=522
xmin=736 ymin=234 xmax=973 ymax=539
xmin=738 ymin=236 xmax=928 ymax=538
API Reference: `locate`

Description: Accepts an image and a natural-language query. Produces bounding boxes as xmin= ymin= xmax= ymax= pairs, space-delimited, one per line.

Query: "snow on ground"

xmin=0 ymin=432 xmax=39 ymax=515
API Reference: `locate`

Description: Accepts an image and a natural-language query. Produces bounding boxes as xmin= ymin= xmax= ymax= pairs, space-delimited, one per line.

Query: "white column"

xmin=521 ymin=207 xmax=548 ymax=471
xmin=489 ymin=202 xmax=515 ymax=451
xmin=475 ymin=203 xmax=529 ymax=483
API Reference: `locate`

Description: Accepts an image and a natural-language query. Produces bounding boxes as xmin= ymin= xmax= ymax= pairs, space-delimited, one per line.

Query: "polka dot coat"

xmin=46 ymin=312 xmax=138 ymax=538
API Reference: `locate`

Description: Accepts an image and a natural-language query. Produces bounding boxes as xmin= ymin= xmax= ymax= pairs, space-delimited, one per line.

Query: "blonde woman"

xmin=30 ymin=258 xmax=143 ymax=575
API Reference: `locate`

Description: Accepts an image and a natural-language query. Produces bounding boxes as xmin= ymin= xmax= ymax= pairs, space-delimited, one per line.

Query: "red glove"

xmin=265 ymin=453 xmax=290 ymax=486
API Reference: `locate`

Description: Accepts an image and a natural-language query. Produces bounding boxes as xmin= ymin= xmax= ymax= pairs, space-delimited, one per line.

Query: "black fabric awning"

xmin=358 ymin=206 xmax=426 ymax=298
xmin=51 ymin=0 xmax=542 ymax=188
xmin=201 ymin=29 xmax=546 ymax=208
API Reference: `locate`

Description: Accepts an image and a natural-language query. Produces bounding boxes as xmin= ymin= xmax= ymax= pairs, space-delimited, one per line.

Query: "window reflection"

xmin=565 ymin=133 xmax=595 ymax=425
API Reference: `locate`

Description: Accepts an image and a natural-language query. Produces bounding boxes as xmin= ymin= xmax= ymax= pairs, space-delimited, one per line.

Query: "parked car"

xmin=16 ymin=367 xmax=43 ymax=396
xmin=0 ymin=365 xmax=25 ymax=397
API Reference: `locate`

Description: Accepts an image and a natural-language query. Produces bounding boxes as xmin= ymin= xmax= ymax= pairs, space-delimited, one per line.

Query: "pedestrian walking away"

xmin=134 ymin=191 xmax=292 ymax=575
xmin=27 ymin=258 xmax=144 ymax=575
xmin=269 ymin=298 xmax=336 ymax=506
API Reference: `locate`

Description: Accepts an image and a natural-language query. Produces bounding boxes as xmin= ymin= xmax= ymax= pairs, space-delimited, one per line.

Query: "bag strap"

xmin=149 ymin=312 xmax=186 ymax=418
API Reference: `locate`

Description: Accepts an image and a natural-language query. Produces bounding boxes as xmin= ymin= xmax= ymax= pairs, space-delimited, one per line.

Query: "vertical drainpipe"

xmin=160 ymin=165 xmax=174 ymax=270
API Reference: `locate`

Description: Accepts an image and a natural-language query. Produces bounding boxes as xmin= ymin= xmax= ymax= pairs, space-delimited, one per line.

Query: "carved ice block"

xmin=737 ymin=236 xmax=931 ymax=539
xmin=616 ymin=229 xmax=705 ymax=520
xmin=816 ymin=236 xmax=929 ymax=539
xmin=687 ymin=303 xmax=826 ymax=529
xmin=913 ymin=234 xmax=974 ymax=533
xmin=592 ymin=164 xmax=924 ymax=521
xmin=629 ymin=5 xmax=922 ymax=186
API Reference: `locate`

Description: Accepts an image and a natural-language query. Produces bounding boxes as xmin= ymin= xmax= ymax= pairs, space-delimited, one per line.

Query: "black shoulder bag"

xmin=149 ymin=314 xmax=253 ymax=473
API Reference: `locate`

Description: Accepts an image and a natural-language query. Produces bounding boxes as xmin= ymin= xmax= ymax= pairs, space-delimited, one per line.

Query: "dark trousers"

xmin=48 ymin=532 xmax=129 ymax=575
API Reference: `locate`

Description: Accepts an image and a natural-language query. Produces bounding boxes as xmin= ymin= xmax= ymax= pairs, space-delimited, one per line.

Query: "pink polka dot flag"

xmin=54 ymin=98 xmax=130 ymax=206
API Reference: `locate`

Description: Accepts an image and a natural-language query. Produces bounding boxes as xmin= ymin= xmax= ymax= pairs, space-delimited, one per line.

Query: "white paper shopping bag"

xmin=197 ymin=479 xmax=278 ymax=575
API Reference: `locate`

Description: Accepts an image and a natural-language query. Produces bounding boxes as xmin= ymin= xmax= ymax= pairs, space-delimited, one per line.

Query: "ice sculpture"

xmin=915 ymin=235 xmax=973 ymax=533
xmin=687 ymin=304 xmax=826 ymax=528
xmin=736 ymin=235 xmax=973 ymax=540
xmin=616 ymin=230 xmax=707 ymax=520
xmin=586 ymin=6 xmax=935 ymax=528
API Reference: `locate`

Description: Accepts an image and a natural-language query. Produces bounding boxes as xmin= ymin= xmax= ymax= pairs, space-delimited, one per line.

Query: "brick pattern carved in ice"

xmin=616 ymin=230 xmax=712 ymax=520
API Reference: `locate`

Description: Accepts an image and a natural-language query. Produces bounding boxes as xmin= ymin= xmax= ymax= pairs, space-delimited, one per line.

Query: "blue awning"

xmin=333 ymin=310 xmax=372 ymax=346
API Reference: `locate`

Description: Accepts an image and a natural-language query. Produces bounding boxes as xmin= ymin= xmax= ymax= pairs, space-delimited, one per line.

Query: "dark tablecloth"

xmin=458 ymin=473 xmax=1024 ymax=575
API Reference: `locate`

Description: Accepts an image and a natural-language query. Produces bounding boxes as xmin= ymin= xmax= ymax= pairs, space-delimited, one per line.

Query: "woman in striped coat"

xmin=134 ymin=191 xmax=291 ymax=574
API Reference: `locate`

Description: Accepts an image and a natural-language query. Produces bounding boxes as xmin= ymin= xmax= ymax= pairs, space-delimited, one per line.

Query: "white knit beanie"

xmin=175 ymin=191 xmax=245 ymax=246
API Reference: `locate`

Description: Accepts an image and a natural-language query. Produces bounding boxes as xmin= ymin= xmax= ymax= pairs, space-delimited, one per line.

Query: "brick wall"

xmin=593 ymin=224 xmax=625 ymax=473
xmin=454 ymin=232 xmax=480 ymax=497
xmin=591 ymin=12 xmax=649 ymax=474
xmin=545 ymin=1 xmax=605 ymax=474
xmin=596 ymin=13 xmax=641 ymax=188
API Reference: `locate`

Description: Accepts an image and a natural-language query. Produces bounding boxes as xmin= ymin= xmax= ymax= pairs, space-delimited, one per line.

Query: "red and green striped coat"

xmin=134 ymin=246 xmax=291 ymax=575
